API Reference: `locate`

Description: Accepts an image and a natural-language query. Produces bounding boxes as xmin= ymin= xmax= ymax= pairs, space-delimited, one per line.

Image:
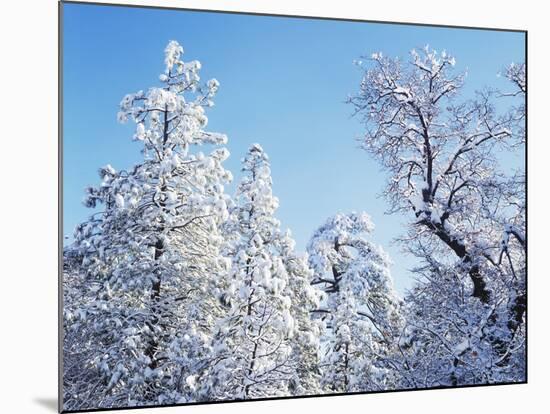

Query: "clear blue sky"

xmin=62 ymin=2 xmax=525 ymax=294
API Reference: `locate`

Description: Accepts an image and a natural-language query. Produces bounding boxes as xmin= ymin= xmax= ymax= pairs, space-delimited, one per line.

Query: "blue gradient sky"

xmin=62 ymin=2 xmax=525 ymax=294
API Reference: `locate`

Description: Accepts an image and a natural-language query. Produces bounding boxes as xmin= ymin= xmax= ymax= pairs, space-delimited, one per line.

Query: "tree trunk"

xmin=421 ymin=218 xmax=491 ymax=303
xmin=145 ymin=238 xmax=164 ymax=369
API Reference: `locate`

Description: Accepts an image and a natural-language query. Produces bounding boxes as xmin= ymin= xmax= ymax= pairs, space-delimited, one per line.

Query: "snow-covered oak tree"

xmin=63 ymin=40 xmax=233 ymax=409
xmin=395 ymin=255 xmax=524 ymax=388
xmin=200 ymin=145 xmax=322 ymax=400
xmin=307 ymin=213 xmax=403 ymax=392
xmin=349 ymin=47 xmax=525 ymax=384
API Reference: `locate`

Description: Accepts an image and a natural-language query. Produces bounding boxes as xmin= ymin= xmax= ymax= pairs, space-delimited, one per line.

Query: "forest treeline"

xmin=63 ymin=41 xmax=526 ymax=410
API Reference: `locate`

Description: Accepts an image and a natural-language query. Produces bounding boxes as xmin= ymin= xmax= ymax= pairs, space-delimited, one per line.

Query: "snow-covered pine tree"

xmin=307 ymin=213 xmax=403 ymax=393
xmin=202 ymin=144 xmax=321 ymax=400
xmin=63 ymin=40 xmax=232 ymax=409
xmin=276 ymin=230 xmax=323 ymax=396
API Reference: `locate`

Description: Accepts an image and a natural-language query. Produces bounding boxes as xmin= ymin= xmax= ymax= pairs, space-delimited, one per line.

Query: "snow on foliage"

xmin=200 ymin=145 xmax=323 ymax=400
xmin=307 ymin=213 xmax=403 ymax=392
xmin=63 ymin=40 xmax=232 ymax=410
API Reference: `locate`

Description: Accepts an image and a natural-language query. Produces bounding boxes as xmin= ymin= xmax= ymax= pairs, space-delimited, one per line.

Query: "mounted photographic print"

xmin=60 ymin=1 xmax=527 ymax=412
